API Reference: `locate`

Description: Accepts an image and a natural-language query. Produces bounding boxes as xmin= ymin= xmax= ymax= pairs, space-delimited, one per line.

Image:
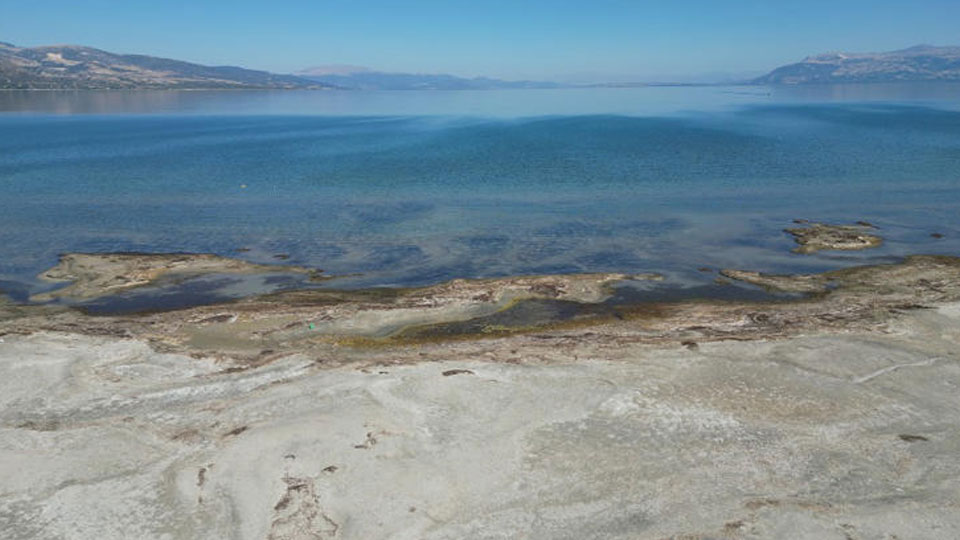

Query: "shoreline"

xmin=3 ymin=225 xmax=960 ymax=538
xmin=5 ymin=247 xmax=959 ymax=357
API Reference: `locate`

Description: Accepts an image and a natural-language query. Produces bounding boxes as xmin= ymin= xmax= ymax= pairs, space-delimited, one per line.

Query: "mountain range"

xmin=4 ymin=41 xmax=960 ymax=90
xmin=752 ymin=45 xmax=960 ymax=84
xmin=296 ymin=65 xmax=561 ymax=90
xmin=0 ymin=42 xmax=329 ymax=90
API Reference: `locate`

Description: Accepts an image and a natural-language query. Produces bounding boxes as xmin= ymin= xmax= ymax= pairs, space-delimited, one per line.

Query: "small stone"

xmin=442 ymin=369 xmax=475 ymax=377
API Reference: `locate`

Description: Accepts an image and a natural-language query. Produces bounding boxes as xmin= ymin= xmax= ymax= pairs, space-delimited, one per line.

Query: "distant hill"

xmin=0 ymin=42 xmax=331 ymax=90
xmin=754 ymin=45 xmax=960 ymax=84
xmin=297 ymin=65 xmax=562 ymax=90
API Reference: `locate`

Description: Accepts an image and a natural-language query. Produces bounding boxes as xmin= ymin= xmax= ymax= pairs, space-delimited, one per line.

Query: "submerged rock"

xmin=784 ymin=222 xmax=882 ymax=254
xmin=1 ymin=290 xmax=64 ymax=324
xmin=723 ymin=255 xmax=960 ymax=298
xmin=718 ymin=269 xmax=830 ymax=294
xmin=33 ymin=252 xmax=325 ymax=302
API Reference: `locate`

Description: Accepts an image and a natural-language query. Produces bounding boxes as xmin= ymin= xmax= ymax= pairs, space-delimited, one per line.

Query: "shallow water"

xmin=1 ymin=85 xmax=959 ymax=301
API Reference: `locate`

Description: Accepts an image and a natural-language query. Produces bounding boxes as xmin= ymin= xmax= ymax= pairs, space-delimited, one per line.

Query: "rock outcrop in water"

xmin=33 ymin=252 xmax=326 ymax=302
xmin=784 ymin=221 xmax=882 ymax=254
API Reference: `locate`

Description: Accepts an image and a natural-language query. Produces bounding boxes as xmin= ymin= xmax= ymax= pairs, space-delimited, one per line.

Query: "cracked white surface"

xmin=2 ymin=305 xmax=960 ymax=539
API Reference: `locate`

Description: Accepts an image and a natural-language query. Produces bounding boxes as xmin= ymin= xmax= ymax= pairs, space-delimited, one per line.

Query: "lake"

xmin=1 ymin=84 xmax=959 ymax=303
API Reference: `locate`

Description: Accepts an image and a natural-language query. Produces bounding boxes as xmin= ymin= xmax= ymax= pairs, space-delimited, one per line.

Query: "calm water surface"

xmin=1 ymin=85 xmax=959 ymax=302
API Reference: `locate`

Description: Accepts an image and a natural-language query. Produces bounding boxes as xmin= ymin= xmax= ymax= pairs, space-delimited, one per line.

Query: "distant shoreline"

xmin=5 ymin=81 xmax=960 ymax=92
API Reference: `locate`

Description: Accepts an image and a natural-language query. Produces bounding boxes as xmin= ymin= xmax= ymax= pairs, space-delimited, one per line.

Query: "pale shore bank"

xmin=1 ymin=303 xmax=959 ymax=539
xmin=2 ymin=231 xmax=960 ymax=538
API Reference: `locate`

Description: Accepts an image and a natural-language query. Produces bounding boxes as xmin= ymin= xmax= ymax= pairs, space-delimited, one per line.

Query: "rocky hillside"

xmin=754 ymin=45 xmax=960 ymax=84
xmin=0 ymin=42 xmax=330 ymax=90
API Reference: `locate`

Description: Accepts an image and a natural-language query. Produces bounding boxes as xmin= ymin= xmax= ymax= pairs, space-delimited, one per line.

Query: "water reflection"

xmin=1 ymin=83 xmax=958 ymax=117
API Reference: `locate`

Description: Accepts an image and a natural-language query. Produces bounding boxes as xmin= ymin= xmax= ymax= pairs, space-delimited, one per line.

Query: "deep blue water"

xmin=1 ymin=86 xmax=959 ymax=302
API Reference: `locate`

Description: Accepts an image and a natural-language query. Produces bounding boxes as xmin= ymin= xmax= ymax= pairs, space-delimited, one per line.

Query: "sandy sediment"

xmin=32 ymin=252 xmax=326 ymax=302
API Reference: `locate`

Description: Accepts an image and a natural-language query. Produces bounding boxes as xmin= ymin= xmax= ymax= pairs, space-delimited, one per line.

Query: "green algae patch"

xmin=382 ymin=297 xmax=678 ymax=345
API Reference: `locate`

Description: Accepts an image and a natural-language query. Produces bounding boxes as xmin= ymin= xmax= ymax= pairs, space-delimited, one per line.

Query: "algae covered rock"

xmin=33 ymin=252 xmax=324 ymax=302
xmin=785 ymin=222 xmax=882 ymax=254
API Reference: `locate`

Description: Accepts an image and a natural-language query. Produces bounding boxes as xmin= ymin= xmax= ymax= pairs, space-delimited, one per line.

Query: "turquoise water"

xmin=1 ymin=85 xmax=959 ymax=302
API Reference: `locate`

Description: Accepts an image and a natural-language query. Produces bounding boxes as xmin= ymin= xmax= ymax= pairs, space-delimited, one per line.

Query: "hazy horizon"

xmin=2 ymin=0 xmax=958 ymax=83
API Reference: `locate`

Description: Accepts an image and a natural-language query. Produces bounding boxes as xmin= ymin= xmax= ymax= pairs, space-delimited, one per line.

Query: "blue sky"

xmin=2 ymin=0 xmax=958 ymax=81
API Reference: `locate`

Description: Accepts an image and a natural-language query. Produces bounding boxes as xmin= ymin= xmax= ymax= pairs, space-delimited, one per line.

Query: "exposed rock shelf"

xmin=33 ymin=252 xmax=326 ymax=302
